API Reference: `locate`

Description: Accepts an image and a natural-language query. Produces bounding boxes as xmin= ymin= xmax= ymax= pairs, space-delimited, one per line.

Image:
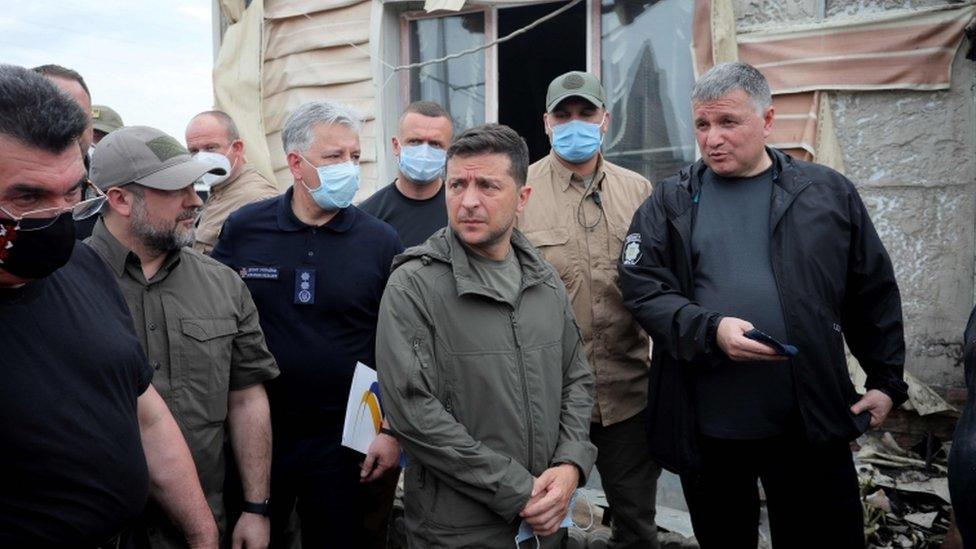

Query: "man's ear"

xmin=287 ymin=151 xmax=305 ymax=182
xmin=105 ymin=187 xmax=134 ymax=218
xmin=762 ymin=106 xmax=775 ymax=139
xmin=392 ymin=136 xmax=401 ymax=157
xmin=543 ymin=113 xmax=552 ymax=139
xmin=516 ymin=184 xmax=533 ymax=214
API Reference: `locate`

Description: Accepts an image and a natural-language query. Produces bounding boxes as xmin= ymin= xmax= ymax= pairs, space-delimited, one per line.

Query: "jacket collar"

xmin=393 ymin=226 xmax=556 ymax=301
xmin=209 ymin=162 xmax=254 ymax=195
xmin=275 ymin=186 xmax=356 ymax=233
xmin=546 ymin=151 xmax=607 ymax=193
xmin=675 ymin=147 xmax=809 ymax=211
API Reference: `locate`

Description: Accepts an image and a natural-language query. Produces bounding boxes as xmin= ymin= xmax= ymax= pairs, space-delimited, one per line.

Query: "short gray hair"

xmin=281 ymin=101 xmax=363 ymax=154
xmin=691 ymin=62 xmax=772 ymax=113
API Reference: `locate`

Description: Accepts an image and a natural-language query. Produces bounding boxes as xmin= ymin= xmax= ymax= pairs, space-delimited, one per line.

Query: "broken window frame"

xmin=400 ymin=5 xmax=495 ymax=128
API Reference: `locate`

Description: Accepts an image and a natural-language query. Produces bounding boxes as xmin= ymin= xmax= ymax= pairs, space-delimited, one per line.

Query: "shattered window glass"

xmin=601 ymin=0 xmax=696 ymax=183
xmin=409 ymin=12 xmax=486 ymax=131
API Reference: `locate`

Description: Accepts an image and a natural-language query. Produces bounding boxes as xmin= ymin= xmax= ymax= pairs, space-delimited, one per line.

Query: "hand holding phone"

xmin=743 ymin=328 xmax=799 ymax=357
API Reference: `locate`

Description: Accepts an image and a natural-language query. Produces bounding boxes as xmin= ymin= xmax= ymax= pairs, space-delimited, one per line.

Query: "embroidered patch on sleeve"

xmin=621 ymin=233 xmax=642 ymax=266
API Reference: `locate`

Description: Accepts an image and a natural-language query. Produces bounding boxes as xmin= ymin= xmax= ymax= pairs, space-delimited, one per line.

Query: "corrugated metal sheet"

xmin=261 ymin=0 xmax=378 ymax=193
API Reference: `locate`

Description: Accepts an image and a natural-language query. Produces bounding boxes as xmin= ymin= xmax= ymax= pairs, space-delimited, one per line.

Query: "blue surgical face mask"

xmin=514 ymin=489 xmax=592 ymax=547
xmin=398 ymin=143 xmax=446 ymax=184
xmin=550 ymin=119 xmax=603 ymax=163
xmin=300 ymin=157 xmax=360 ymax=211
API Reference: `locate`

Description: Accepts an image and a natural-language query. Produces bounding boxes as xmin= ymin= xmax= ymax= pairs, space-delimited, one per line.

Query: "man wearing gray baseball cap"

xmin=87 ymin=126 xmax=280 ymax=549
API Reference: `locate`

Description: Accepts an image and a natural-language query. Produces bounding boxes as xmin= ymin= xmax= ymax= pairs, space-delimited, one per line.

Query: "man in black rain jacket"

xmin=618 ymin=62 xmax=908 ymax=549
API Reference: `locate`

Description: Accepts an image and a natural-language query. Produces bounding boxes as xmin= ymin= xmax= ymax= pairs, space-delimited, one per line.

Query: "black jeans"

xmin=269 ymin=435 xmax=369 ymax=548
xmin=680 ymin=433 xmax=864 ymax=549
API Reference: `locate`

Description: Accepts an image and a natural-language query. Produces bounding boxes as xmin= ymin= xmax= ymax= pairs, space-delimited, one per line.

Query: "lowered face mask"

xmin=551 ymin=119 xmax=603 ymax=163
xmin=398 ymin=143 xmax=447 ymax=184
xmin=301 ymin=157 xmax=360 ymax=211
xmin=514 ymin=489 xmax=593 ymax=547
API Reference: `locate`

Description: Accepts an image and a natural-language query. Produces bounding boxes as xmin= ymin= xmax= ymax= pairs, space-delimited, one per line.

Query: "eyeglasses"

xmin=0 ymin=179 xmax=107 ymax=232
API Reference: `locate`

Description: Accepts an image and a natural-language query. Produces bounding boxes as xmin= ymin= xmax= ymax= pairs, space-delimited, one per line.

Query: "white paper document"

xmin=341 ymin=362 xmax=384 ymax=455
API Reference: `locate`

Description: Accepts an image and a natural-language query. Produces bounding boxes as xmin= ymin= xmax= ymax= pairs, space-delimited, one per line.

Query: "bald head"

xmin=185 ymin=110 xmax=245 ymax=179
xmin=189 ymin=111 xmax=239 ymax=142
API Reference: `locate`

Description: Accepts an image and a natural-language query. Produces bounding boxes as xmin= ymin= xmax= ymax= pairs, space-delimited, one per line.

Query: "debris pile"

xmin=857 ymin=432 xmax=954 ymax=548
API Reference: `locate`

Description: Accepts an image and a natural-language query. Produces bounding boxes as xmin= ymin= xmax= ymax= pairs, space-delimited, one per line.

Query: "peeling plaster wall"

xmin=834 ymin=50 xmax=976 ymax=391
xmin=826 ymin=0 xmax=949 ymax=18
xmin=734 ymin=1 xmax=976 ymax=393
xmin=731 ymin=0 xmax=818 ymax=25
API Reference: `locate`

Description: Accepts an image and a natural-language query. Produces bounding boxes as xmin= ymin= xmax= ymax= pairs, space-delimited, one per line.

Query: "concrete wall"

xmin=733 ymin=0 xmax=976 ymax=399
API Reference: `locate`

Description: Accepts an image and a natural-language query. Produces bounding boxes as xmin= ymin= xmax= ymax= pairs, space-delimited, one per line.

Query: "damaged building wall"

xmin=733 ymin=0 xmax=976 ymax=401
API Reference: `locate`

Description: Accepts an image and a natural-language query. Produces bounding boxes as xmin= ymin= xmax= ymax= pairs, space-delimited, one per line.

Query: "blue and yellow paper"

xmin=341 ymin=362 xmax=385 ymax=454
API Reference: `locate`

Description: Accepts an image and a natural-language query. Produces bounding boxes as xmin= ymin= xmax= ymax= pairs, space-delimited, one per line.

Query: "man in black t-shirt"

xmin=0 ymin=64 xmax=218 ymax=547
xmin=359 ymin=101 xmax=453 ymax=248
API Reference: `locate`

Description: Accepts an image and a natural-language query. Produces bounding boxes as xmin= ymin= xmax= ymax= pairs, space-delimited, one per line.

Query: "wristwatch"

xmin=379 ymin=427 xmax=396 ymax=438
xmin=242 ymin=498 xmax=271 ymax=517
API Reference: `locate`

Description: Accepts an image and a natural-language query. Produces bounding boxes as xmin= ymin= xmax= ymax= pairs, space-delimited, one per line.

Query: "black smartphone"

xmin=743 ymin=328 xmax=799 ymax=357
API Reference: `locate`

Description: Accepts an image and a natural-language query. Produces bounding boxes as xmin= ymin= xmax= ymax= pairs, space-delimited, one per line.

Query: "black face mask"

xmin=0 ymin=211 xmax=76 ymax=280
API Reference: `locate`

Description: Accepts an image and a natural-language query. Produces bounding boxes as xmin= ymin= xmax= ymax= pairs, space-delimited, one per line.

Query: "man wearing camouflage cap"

xmin=91 ymin=104 xmax=124 ymax=144
xmin=518 ymin=71 xmax=659 ymax=548
xmin=87 ymin=125 xmax=280 ymax=548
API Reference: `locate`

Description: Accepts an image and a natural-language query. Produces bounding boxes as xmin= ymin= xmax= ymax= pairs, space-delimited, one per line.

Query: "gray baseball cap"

xmin=545 ymin=71 xmax=605 ymax=112
xmin=90 ymin=125 xmax=225 ymax=191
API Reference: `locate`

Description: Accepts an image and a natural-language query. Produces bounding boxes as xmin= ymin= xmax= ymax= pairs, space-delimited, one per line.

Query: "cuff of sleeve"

xmin=488 ymin=461 xmax=535 ymax=522
xmin=866 ymin=376 xmax=909 ymax=409
xmin=702 ymin=313 xmax=726 ymax=368
xmin=550 ymin=441 xmax=597 ymax=486
xmin=229 ymin=361 xmax=280 ymax=391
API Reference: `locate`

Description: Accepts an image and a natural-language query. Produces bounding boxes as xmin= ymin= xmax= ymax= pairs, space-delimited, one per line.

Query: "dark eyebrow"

xmin=5 ymin=177 xmax=86 ymax=198
xmin=5 ymin=183 xmax=46 ymax=198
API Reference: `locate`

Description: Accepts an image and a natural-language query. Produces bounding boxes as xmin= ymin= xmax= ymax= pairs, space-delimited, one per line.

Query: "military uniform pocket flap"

xmin=523 ymin=228 xmax=570 ymax=248
xmin=180 ymin=317 xmax=237 ymax=342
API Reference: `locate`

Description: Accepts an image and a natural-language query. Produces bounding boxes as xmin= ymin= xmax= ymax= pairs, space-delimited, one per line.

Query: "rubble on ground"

xmin=857 ymin=432 xmax=954 ymax=548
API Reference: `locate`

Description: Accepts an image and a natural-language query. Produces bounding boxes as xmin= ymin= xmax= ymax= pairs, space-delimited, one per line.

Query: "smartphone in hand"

xmin=743 ymin=328 xmax=799 ymax=357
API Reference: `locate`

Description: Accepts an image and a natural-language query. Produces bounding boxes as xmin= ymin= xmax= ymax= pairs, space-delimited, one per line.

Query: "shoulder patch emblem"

xmin=621 ymin=233 xmax=642 ymax=265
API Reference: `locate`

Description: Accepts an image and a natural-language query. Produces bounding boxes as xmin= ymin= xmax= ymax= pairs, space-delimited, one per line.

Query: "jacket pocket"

xmin=423 ymin=475 xmax=504 ymax=530
xmin=522 ymin=228 xmax=577 ymax=285
xmin=180 ymin=317 xmax=237 ymax=396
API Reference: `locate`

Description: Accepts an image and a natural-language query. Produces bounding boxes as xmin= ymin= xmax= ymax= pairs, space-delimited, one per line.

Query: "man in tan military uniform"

xmin=518 ymin=71 xmax=660 ymax=549
xmin=185 ymin=110 xmax=279 ymax=254
xmin=88 ymin=125 xmax=280 ymax=548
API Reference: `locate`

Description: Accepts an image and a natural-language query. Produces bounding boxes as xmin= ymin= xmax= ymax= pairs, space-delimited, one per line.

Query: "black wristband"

xmin=242 ymin=498 xmax=271 ymax=517
xmin=379 ymin=427 xmax=396 ymax=438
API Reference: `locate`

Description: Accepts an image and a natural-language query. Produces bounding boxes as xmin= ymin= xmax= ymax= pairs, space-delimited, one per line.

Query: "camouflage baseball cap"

xmin=545 ymin=71 xmax=605 ymax=112
xmin=90 ymin=126 xmax=225 ymax=191
xmin=91 ymin=105 xmax=124 ymax=134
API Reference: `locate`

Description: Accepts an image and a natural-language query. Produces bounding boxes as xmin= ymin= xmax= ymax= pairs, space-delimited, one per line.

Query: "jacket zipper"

xmin=510 ymin=305 xmax=534 ymax=473
xmin=768 ymin=180 xmax=814 ymax=431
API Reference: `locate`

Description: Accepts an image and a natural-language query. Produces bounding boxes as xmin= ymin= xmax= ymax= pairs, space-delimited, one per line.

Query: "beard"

xmin=130 ymin=197 xmax=198 ymax=254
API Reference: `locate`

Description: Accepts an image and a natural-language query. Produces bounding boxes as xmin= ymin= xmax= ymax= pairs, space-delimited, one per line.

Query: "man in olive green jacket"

xmin=377 ymin=124 xmax=597 ymax=548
